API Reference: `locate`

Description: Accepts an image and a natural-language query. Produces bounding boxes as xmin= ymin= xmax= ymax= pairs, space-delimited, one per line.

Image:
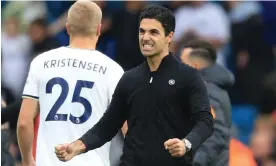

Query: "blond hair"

xmin=67 ymin=0 xmax=102 ymax=36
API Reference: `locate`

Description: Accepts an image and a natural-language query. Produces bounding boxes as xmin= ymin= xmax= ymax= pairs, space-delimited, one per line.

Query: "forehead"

xmin=140 ymin=19 xmax=164 ymax=32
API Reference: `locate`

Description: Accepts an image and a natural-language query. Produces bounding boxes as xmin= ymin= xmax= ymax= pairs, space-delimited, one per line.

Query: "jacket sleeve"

xmin=79 ymin=73 xmax=129 ymax=152
xmin=193 ymin=98 xmax=229 ymax=165
xmin=185 ymin=70 xmax=214 ymax=152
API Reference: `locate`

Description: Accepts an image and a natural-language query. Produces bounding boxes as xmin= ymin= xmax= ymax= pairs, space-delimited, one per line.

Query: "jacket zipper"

xmin=149 ymin=76 xmax=153 ymax=83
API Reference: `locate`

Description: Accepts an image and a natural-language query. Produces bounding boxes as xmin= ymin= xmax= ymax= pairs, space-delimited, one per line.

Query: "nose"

xmin=142 ymin=32 xmax=150 ymax=41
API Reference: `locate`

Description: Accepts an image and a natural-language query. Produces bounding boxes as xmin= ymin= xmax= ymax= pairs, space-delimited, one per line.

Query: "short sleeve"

xmin=22 ymin=60 xmax=39 ymax=100
xmin=107 ymin=65 xmax=124 ymax=103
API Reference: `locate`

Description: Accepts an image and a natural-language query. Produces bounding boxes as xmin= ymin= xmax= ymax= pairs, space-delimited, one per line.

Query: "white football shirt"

xmin=22 ymin=47 xmax=124 ymax=166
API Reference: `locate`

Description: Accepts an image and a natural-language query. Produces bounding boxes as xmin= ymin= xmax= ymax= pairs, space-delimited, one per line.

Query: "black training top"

xmin=79 ymin=53 xmax=214 ymax=166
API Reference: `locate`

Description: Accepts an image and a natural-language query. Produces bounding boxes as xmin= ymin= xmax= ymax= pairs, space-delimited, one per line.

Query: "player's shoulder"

xmin=178 ymin=62 xmax=197 ymax=72
xmin=30 ymin=47 xmax=64 ymax=66
xmin=120 ymin=63 xmax=145 ymax=81
xmin=97 ymin=51 xmax=124 ymax=73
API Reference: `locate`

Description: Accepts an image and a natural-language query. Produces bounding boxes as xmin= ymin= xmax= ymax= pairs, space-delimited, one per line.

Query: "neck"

xmin=147 ymin=50 xmax=169 ymax=71
xmin=69 ymin=36 xmax=97 ymax=50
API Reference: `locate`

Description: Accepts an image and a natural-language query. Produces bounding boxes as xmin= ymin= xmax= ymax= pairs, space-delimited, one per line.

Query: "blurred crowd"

xmin=1 ymin=1 xmax=276 ymax=166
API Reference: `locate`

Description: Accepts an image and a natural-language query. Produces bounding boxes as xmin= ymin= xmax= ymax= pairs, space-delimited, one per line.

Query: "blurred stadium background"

xmin=1 ymin=1 xmax=276 ymax=166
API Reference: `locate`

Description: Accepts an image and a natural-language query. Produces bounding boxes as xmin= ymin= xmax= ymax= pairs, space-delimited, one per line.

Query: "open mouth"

xmin=142 ymin=44 xmax=153 ymax=50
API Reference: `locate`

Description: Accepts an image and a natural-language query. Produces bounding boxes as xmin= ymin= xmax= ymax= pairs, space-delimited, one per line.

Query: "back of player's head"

xmin=139 ymin=5 xmax=175 ymax=36
xmin=183 ymin=39 xmax=217 ymax=63
xmin=67 ymin=0 xmax=102 ymax=37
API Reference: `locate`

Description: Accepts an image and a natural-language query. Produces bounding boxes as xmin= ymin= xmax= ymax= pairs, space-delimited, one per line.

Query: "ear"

xmin=96 ymin=24 xmax=101 ymax=37
xmin=167 ymin=31 xmax=174 ymax=43
xmin=65 ymin=23 xmax=70 ymax=35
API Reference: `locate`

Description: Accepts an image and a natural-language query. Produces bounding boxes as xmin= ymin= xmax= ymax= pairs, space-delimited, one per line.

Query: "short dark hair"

xmin=30 ymin=18 xmax=47 ymax=28
xmin=189 ymin=48 xmax=213 ymax=64
xmin=139 ymin=5 xmax=175 ymax=36
xmin=183 ymin=39 xmax=217 ymax=63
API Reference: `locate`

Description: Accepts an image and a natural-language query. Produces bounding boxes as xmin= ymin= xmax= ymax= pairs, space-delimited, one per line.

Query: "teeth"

xmin=143 ymin=44 xmax=153 ymax=48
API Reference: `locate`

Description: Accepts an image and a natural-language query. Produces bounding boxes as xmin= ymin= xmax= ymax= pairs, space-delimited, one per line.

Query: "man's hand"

xmin=55 ymin=140 xmax=86 ymax=162
xmin=55 ymin=143 xmax=75 ymax=162
xmin=164 ymin=138 xmax=186 ymax=157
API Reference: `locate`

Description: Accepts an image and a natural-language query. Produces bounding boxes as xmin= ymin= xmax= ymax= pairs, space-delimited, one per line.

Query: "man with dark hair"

xmin=55 ymin=6 xmax=213 ymax=166
xmin=180 ymin=39 xmax=235 ymax=166
xmin=187 ymin=48 xmax=213 ymax=64
xmin=179 ymin=39 xmax=217 ymax=63
xmin=28 ymin=18 xmax=60 ymax=57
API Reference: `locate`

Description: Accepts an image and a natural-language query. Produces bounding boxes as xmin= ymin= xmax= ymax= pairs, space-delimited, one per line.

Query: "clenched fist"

xmin=55 ymin=143 xmax=75 ymax=162
xmin=55 ymin=140 xmax=86 ymax=162
xmin=164 ymin=138 xmax=186 ymax=157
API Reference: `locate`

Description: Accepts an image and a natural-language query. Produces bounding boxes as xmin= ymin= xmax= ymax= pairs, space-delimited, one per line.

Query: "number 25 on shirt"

xmin=45 ymin=77 xmax=94 ymax=124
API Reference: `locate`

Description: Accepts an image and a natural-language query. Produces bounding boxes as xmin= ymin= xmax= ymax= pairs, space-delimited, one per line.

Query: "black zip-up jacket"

xmin=79 ymin=53 xmax=214 ymax=166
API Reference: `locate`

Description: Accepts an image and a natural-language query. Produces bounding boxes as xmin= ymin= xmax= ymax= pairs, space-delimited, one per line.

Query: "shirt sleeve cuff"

xmin=78 ymin=137 xmax=89 ymax=153
xmin=22 ymin=94 xmax=39 ymax=100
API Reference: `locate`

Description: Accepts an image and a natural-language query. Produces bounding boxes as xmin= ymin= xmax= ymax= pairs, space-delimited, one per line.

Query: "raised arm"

xmin=78 ymin=70 xmax=129 ymax=151
xmin=55 ymin=73 xmax=129 ymax=161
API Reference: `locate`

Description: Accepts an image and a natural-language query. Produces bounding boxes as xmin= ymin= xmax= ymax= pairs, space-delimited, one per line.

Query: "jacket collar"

xmin=144 ymin=52 xmax=177 ymax=72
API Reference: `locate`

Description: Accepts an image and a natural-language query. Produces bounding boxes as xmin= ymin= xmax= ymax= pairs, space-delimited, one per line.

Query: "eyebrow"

xmin=150 ymin=29 xmax=160 ymax=33
xmin=139 ymin=28 xmax=160 ymax=33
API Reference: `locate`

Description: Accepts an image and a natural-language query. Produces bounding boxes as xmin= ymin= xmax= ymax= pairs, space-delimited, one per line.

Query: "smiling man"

xmin=55 ymin=5 xmax=214 ymax=166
